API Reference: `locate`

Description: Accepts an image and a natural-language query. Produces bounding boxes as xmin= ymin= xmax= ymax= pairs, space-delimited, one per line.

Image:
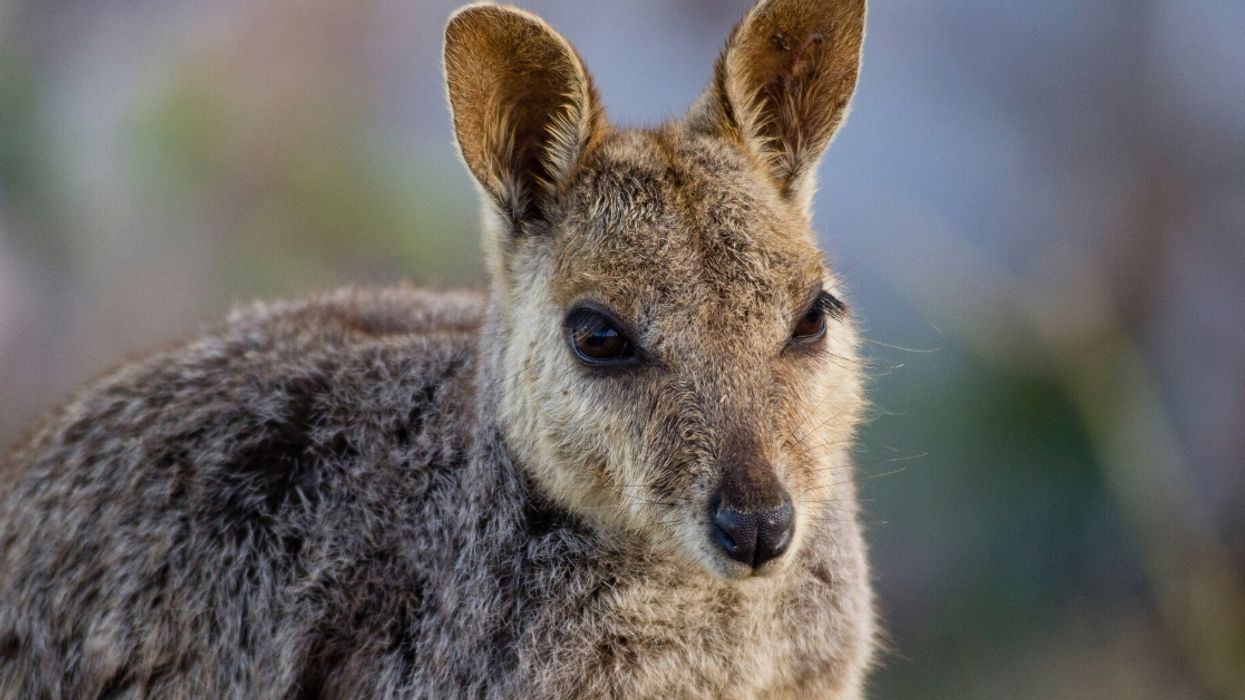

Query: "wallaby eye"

xmin=566 ymin=308 xmax=638 ymax=366
xmin=792 ymin=308 xmax=827 ymax=341
xmin=791 ymin=291 xmax=842 ymax=345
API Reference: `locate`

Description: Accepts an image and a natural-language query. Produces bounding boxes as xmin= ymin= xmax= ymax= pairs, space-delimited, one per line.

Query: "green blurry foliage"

xmin=862 ymin=342 xmax=1180 ymax=698
xmin=127 ymin=64 xmax=483 ymax=305
xmin=0 ymin=44 xmax=66 ymax=261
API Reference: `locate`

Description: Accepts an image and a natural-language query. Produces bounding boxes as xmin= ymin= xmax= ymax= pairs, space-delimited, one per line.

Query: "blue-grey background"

xmin=2 ymin=1 xmax=1242 ymax=696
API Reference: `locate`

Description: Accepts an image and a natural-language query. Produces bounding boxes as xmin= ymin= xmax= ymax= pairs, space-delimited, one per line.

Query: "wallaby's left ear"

xmin=693 ymin=0 xmax=866 ymax=212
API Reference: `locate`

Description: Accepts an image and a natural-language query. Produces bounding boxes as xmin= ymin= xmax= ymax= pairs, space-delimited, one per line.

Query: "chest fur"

xmin=506 ymin=557 xmax=848 ymax=699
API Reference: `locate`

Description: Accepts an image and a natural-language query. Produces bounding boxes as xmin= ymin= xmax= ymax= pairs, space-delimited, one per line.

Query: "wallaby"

xmin=0 ymin=0 xmax=874 ymax=697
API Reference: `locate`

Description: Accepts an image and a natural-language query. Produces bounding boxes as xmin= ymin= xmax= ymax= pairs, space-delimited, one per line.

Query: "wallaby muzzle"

xmin=710 ymin=435 xmax=794 ymax=569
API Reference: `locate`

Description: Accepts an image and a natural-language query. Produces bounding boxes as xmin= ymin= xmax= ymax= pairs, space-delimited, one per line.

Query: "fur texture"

xmin=1 ymin=1 xmax=874 ymax=697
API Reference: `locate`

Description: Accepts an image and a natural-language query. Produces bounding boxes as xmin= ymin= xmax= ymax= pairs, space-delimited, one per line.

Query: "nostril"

xmin=711 ymin=518 xmax=740 ymax=558
xmin=753 ymin=502 xmax=794 ymax=566
xmin=712 ymin=505 xmax=757 ymax=566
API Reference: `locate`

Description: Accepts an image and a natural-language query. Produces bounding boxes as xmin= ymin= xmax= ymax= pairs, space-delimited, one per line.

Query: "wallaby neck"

xmin=465 ymin=301 xmax=587 ymax=538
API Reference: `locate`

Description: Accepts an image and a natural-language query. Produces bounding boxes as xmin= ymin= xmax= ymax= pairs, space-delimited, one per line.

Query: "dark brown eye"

xmin=792 ymin=291 xmax=840 ymax=344
xmin=793 ymin=307 xmax=826 ymax=341
xmin=566 ymin=308 xmax=637 ymax=366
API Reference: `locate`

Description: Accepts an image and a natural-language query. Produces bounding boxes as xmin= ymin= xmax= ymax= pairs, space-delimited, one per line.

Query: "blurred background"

xmin=1 ymin=0 xmax=1242 ymax=696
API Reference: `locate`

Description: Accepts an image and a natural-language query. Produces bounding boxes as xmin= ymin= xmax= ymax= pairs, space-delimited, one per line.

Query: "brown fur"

xmin=1 ymin=1 xmax=874 ymax=697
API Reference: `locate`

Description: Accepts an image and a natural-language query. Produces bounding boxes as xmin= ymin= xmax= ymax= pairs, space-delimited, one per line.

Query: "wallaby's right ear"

xmin=444 ymin=4 xmax=605 ymax=227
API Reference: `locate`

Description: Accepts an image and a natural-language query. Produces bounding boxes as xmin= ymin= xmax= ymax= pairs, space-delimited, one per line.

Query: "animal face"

xmin=445 ymin=0 xmax=866 ymax=579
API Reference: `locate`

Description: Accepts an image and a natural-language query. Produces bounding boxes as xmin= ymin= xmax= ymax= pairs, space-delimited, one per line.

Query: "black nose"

xmin=711 ymin=497 xmax=794 ymax=568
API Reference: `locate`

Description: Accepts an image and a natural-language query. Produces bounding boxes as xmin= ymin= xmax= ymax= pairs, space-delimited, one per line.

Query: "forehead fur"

xmin=550 ymin=128 xmax=826 ymax=342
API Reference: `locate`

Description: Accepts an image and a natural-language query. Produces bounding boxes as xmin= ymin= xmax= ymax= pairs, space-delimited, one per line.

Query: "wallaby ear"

xmin=444 ymin=3 xmax=605 ymax=227
xmin=693 ymin=0 xmax=866 ymax=212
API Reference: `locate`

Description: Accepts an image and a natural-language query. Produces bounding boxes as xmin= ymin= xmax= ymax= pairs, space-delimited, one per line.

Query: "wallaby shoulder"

xmin=2 ymin=284 xmax=487 ymax=489
xmin=0 ymin=285 xmax=488 ymax=696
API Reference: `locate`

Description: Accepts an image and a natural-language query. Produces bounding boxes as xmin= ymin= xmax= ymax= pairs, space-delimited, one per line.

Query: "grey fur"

xmin=1 ymin=2 xmax=875 ymax=697
xmin=1 ymin=287 xmax=870 ymax=698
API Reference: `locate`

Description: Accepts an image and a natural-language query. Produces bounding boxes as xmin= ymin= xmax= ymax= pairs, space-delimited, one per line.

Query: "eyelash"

xmin=812 ymin=291 xmax=846 ymax=318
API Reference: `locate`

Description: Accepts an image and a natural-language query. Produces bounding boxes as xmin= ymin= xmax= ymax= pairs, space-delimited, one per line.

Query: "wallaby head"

xmin=444 ymin=0 xmax=866 ymax=580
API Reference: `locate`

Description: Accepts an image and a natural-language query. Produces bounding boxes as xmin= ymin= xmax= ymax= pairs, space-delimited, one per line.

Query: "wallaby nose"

xmin=711 ymin=497 xmax=794 ymax=569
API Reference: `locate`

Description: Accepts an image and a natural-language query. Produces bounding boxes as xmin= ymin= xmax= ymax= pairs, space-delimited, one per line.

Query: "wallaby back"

xmin=1 ymin=1 xmax=875 ymax=698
